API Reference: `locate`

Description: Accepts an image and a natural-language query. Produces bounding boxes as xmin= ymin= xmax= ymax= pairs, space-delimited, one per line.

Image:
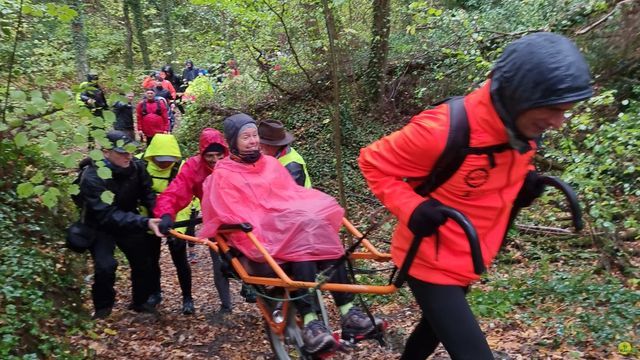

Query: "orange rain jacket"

xmin=358 ymin=81 xmax=536 ymax=286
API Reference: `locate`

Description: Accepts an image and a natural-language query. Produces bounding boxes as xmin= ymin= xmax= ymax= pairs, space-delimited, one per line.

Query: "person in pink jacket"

xmin=154 ymin=128 xmax=236 ymax=313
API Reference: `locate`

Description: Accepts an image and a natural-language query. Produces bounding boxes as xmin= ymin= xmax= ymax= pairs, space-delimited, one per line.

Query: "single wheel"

xmin=264 ymin=300 xmax=311 ymax=360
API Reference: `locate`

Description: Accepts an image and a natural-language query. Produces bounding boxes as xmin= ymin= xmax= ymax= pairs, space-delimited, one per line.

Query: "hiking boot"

xmin=302 ymin=319 xmax=338 ymax=354
xmin=492 ymin=350 xmax=514 ymax=360
xmin=208 ymin=306 xmax=232 ymax=325
xmin=340 ymin=307 xmax=383 ymax=341
xmin=240 ymin=284 xmax=257 ymax=303
xmin=182 ymin=298 xmax=195 ymax=315
xmin=92 ymin=307 xmax=112 ymax=320
xmin=131 ymin=302 xmax=158 ymax=314
xmin=147 ymin=291 xmax=162 ymax=306
xmin=188 ymin=249 xmax=197 ymax=264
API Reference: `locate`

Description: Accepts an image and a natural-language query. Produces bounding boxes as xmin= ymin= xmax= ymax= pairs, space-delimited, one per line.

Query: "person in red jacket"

xmin=136 ymin=89 xmax=169 ymax=144
xmin=153 ymin=128 xmax=253 ymax=313
xmin=358 ymin=32 xmax=593 ymax=360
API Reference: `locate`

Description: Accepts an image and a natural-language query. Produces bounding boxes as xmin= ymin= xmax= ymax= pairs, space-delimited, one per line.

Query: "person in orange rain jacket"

xmin=142 ymin=72 xmax=176 ymax=99
xmin=358 ymin=32 xmax=593 ymax=360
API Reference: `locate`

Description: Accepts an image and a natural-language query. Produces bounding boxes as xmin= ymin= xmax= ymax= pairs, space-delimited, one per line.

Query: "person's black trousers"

xmin=90 ymin=231 xmax=155 ymax=311
xmin=148 ymin=236 xmax=193 ymax=300
xmin=209 ymin=249 xmax=232 ymax=309
xmin=288 ymin=260 xmax=355 ymax=316
xmin=400 ymin=277 xmax=494 ymax=360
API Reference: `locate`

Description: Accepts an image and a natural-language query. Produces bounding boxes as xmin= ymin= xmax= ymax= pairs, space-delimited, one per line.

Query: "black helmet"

xmin=161 ymin=65 xmax=174 ymax=76
xmin=87 ymin=73 xmax=99 ymax=82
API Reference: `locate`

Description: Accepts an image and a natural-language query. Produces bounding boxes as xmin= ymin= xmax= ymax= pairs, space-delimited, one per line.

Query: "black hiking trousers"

xmin=400 ymin=277 xmax=494 ymax=360
xmin=90 ymin=231 xmax=155 ymax=311
xmin=289 ymin=260 xmax=354 ymax=316
xmin=148 ymin=235 xmax=193 ymax=301
xmin=147 ymin=234 xmax=232 ymax=309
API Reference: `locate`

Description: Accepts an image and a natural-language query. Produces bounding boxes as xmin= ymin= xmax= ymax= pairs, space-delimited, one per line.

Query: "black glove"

xmin=158 ymin=214 xmax=174 ymax=235
xmin=513 ymin=171 xmax=546 ymax=209
xmin=408 ymin=199 xmax=447 ymax=238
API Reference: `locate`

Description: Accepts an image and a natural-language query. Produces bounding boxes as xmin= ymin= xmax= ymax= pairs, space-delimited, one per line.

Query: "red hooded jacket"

xmin=358 ymin=81 xmax=536 ymax=286
xmin=136 ymin=98 xmax=169 ymax=138
xmin=154 ymin=128 xmax=229 ymax=219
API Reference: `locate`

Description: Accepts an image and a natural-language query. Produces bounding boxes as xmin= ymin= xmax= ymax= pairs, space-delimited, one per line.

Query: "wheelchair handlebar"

xmin=172 ymin=217 xmax=203 ymax=229
xmin=394 ymin=204 xmax=485 ymax=288
xmin=437 ymin=206 xmax=485 ymax=275
xmin=538 ymin=175 xmax=583 ymax=232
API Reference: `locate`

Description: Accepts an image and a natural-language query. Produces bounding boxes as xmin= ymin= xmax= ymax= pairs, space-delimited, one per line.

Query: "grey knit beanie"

xmin=223 ymin=113 xmax=257 ymax=153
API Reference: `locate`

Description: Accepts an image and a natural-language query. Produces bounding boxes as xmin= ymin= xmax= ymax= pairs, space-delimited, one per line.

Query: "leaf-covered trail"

xmin=70 ymin=243 xmax=626 ymax=359
xmin=71 ymin=243 xmax=404 ymax=359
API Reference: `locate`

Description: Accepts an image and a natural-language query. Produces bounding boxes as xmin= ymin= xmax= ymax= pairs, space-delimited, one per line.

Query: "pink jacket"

xmin=200 ymin=155 xmax=345 ymax=263
xmin=154 ymin=129 xmax=228 ymax=218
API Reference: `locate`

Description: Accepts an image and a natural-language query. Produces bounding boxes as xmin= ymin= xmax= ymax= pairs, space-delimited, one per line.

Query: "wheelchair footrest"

xmin=339 ymin=320 xmax=389 ymax=346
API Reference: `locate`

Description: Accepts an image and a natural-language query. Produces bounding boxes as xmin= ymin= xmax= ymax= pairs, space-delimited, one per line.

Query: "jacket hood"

xmin=199 ymin=128 xmax=229 ymax=156
xmin=143 ymin=134 xmax=182 ymax=160
xmin=490 ymin=32 xmax=593 ymax=150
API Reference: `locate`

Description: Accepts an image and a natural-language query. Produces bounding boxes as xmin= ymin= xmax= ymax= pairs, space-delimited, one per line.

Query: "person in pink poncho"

xmin=199 ymin=113 xmax=382 ymax=355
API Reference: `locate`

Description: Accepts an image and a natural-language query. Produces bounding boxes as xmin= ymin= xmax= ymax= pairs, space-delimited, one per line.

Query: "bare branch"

xmin=261 ymin=0 xmax=315 ymax=87
xmin=21 ymin=108 xmax=63 ymax=122
xmin=575 ymin=0 xmax=638 ymax=35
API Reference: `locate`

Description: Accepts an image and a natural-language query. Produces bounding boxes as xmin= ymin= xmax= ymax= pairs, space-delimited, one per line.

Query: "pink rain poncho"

xmin=199 ymin=155 xmax=345 ymax=263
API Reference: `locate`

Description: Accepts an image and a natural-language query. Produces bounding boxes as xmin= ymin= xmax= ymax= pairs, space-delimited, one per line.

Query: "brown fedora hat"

xmin=258 ymin=119 xmax=295 ymax=146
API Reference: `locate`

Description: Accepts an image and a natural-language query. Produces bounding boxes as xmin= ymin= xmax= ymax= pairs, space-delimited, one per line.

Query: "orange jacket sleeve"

xmin=142 ymin=76 xmax=154 ymax=89
xmin=164 ymin=81 xmax=176 ymax=99
xmin=358 ymin=106 xmax=450 ymax=225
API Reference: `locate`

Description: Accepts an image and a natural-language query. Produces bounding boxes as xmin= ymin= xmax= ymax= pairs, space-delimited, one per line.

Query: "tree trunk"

xmin=123 ymin=1 xmax=134 ymax=71
xmin=365 ymin=0 xmax=391 ymax=109
xmin=127 ymin=0 xmax=152 ymax=69
xmin=69 ymin=0 xmax=90 ymax=81
xmin=321 ymin=0 xmax=347 ymax=211
xmin=2 ymin=0 xmax=25 ymax=125
xmin=159 ymin=0 xmax=174 ymax=64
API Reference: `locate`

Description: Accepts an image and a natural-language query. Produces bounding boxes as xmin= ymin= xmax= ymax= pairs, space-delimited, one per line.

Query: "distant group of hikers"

xmin=71 ymin=32 xmax=593 ymax=359
xmin=76 ymin=59 xmax=241 ymax=144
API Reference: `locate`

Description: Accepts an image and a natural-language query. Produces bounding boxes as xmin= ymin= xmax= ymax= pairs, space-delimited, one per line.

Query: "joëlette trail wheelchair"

xmin=168 ymin=176 xmax=582 ymax=360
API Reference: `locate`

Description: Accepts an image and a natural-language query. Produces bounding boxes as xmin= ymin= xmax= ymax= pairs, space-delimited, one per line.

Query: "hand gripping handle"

xmin=394 ymin=205 xmax=485 ymax=288
xmin=538 ymin=176 xmax=583 ymax=232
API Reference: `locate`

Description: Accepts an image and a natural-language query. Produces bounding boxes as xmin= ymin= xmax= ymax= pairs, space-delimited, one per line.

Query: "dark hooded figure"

xmin=77 ymin=73 xmax=109 ymax=118
xmin=181 ymin=60 xmax=199 ymax=87
xmin=359 ymin=32 xmax=592 ymax=360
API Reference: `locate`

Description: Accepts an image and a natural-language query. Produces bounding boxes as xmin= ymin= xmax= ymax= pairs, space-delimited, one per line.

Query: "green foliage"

xmin=0 ymin=143 xmax=87 ymax=358
xmin=542 ymin=88 xmax=640 ymax=231
xmin=469 ymin=250 xmax=639 ymax=348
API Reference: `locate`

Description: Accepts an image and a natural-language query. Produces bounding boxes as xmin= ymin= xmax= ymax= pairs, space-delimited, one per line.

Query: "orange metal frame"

xmin=168 ymin=218 xmax=398 ymax=338
xmin=168 ymin=218 xmax=397 ymax=295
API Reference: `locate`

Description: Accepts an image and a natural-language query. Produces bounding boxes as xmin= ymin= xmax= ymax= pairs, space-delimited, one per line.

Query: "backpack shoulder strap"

xmin=414 ymin=96 xmax=470 ymax=197
xmin=153 ymin=97 xmax=164 ymax=115
xmin=168 ymin=163 xmax=180 ymax=183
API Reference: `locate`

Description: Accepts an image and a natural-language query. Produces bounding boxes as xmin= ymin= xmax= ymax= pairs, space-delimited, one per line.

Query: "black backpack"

xmin=414 ymin=97 xmax=512 ymax=196
xmin=141 ymin=98 xmax=162 ymax=116
xmin=71 ymin=158 xmax=94 ymax=207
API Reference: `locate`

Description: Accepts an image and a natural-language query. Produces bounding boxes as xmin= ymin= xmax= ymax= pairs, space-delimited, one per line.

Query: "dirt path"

xmin=70 ymin=241 xmax=629 ymax=359
xmin=71 ymin=243 xmax=404 ymax=359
